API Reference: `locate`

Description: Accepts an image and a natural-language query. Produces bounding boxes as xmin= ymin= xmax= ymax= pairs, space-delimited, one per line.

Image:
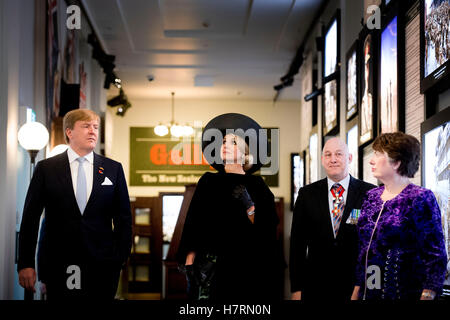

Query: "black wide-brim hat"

xmin=202 ymin=113 xmax=263 ymax=174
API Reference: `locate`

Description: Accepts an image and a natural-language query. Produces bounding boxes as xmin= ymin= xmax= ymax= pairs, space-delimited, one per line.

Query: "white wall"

xmin=0 ymin=0 xmax=21 ymax=300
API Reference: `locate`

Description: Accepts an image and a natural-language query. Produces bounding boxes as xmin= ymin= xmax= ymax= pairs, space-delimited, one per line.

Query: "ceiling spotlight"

xmin=107 ymin=88 xmax=126 ymax=106
xmin=116 ymin=101 xmax=131 ymax=117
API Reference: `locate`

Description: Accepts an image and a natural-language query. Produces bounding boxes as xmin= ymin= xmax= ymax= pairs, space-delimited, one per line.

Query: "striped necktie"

xmin=76 ymin=157 xmax=87 ymax=214
xmin=331 ymin=183 xmax=345 ymax=236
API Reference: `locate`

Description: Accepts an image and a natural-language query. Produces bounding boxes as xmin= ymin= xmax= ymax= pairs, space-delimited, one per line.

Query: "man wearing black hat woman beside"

xmin=177 ymin=113 xmax=283 ymax=301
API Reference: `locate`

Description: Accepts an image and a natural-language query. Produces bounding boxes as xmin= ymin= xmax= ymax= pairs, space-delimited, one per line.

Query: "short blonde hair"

xmin=231 ymin=134 xmax=254 ymax=172
xmin=63 ymin=109 xmax=99 ymax=143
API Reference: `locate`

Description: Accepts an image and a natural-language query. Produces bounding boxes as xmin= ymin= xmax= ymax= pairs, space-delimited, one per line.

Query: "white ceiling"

xmin=82 ymin=0 xmax=324 ymax=101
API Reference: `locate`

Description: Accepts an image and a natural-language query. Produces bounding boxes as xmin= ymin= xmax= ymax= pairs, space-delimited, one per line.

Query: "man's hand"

xmin=291 ymin=291 xmax=301 ymax=300
xmin=18 ymin=268 xmax=36 ymax=292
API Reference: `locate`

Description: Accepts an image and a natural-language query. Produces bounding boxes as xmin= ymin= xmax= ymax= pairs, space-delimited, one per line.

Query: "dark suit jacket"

xmin=289 ymin=176 xmax=376 ymax=300
xmin=18 ymin=151 xmax=132 ymax=294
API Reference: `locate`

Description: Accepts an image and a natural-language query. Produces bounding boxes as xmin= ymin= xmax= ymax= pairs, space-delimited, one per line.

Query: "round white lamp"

xmin=18 ymin=121 xmax=49 ymax=175
xmin=154 ymin=123 xmax=169 ymax=137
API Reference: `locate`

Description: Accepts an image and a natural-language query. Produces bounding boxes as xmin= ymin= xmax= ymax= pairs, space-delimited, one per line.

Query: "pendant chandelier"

xmin=154 ymin=92 xmax=194 ymax=137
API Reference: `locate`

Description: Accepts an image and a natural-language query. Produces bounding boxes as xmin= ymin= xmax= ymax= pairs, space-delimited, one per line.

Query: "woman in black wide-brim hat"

xmin=177 ymin=113 xmax=284 ymax=301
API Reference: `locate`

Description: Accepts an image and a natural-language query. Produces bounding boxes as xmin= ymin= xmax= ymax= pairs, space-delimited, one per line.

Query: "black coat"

xmin=289 ymin=176 xmax=376 ymax=300
xmin=18 ymin=151 xmax=132 ymax=299
xmin=177 ymin=171 xmax=283 ymax=300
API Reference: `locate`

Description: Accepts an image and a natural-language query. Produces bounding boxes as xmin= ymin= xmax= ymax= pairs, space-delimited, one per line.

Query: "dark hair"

xmin=372 ymin=132 xmax=420 ymax=178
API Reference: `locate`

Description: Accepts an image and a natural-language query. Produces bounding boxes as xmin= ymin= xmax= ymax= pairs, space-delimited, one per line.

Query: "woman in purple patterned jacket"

xmin=351 ymin=132 xmax=447 ymax=300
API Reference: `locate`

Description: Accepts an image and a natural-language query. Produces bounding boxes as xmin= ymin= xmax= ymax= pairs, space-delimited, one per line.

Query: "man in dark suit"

xmin=290 ymin=137 xmax=376 ymax=300
xmin=18 ymin=109 xmax=132 ymax=300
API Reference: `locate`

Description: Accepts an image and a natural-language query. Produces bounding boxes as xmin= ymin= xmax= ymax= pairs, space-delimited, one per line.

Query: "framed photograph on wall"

xmin=346 ymin=120 xmax=359 ymax=179
xmin=379 ymin=8 xmax=405 ymax=134
xmin=380 ymin=15 xmax=399 ymax=133
xmin=420 ymin=0 xmax=450 ymax=94
xmin=359 ymin=28 xmax=379 ymax=146
xmin=309 ymin=131 xmax=319 ymax=184
xmin=305 ymin=148 xmax=311 ymax=185
xmin=323 ymin=79 xmax=339 ymax=136
xmin=323 ymin=10 xmax=341 ymax=81
xmin=291 ymin=151 xmax=306 ymax=210
xmin=346 ymin=41 xmax=359 ymax=120
xmin=362 ymin=143 xmax=378 ymax=185
xmin=420 ymin=106 xmax=450 ymax=288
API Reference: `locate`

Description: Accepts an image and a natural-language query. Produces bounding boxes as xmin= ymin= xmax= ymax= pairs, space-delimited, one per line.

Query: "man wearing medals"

xmin=290 ymin=137 xmax=376 ymax=300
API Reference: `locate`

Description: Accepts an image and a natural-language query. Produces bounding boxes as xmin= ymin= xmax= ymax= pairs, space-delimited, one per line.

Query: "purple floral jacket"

xmin=355 ymin=184 xmax=447 ymax=300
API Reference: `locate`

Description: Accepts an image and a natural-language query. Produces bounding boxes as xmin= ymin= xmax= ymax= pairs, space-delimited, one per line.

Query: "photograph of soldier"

xmin=424 ymin=0 xmax=450 ymax=77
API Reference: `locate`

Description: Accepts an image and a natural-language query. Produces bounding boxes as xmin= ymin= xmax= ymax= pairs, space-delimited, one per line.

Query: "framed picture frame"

xmin=323 ymin=9 xmax=341 ymax=82
xmin=309 ymin=129 xmax=319 ymax=184
xmin=322 ymin=78 xmax=340 ymax=136
xmin=305 ymin=147 xmax=311 ymax=185
xmin=290 ymin=151 xmax=306 ymax=210
xmin=346 ymin=40 xmax=359 ymax=121
xmin=361 ymin=142 xmax=378 ymax=185
xmin=359 ymin=26 xmax=379 ymax=146
xmin=379 ymin=5 xmax=405 ymax=134
xmin=420 ymin=0 xmax=450 ymax=94
xmin=346 ymin=117 xmax=359 ymax=179
xmin=420 ymin=106 xmax=450 ymax=290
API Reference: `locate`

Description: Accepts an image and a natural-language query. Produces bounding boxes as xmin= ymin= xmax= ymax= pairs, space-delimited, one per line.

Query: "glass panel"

xmin=134 ymin=236 xmax=150 ymax=254
xmin=162 ymin=195 xmax=184 ymax=243
xmin=135 ymin=265 xmax=150 ymax=282
xmin=135 ymin=207 xmax=150 ymax=225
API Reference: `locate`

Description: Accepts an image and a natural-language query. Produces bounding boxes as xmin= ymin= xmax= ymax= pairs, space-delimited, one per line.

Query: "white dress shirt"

xmin=67 ymin=147 xmax=94 ymax=213
xmin=327 ymin=174 xmax=351 ymax=238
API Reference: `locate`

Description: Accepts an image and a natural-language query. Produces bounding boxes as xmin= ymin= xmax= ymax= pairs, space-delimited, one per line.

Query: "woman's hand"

xmin=420 ymin=289 xmax=436 ymax=300
xmin=351 ymin=286 xmax=360 ymax=300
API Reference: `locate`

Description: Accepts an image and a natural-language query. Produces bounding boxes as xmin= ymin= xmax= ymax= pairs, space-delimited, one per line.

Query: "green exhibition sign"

xmin=130 ymin=127 xmax=279 ymax=187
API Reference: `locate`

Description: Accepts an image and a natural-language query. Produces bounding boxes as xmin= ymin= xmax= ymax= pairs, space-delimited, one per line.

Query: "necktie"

xmin=331 ymin=183 xmax=345 ymax=236
xmin=76 ymin=157 xmax=87 ymax=214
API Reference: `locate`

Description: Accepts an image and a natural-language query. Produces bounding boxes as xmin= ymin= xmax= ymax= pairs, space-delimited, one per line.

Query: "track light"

xmin=107 ymin=88 xmax=126 ymax=106
xmin=116 ymin=101 xmax=131 ymax=117
xmin=107 ymin=88 xmax=132 ymax=117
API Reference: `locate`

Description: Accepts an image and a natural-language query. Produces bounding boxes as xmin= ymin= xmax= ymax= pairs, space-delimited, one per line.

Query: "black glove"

xmin=184 ymin=265 xmax=199 ymax=300
xmin=232 ymin=185 xmax=254 ymax=210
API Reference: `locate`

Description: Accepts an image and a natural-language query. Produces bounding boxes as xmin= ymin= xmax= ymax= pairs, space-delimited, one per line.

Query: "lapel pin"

xmin=99 ymin=166 xmax=104 ymax=174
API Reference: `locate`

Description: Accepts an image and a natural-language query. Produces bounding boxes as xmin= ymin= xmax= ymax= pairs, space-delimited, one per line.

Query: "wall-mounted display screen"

xmin=421 ymin=0 xmax=450 ymax=93
xmin=347 ymin=48 xmax=358 ymax=120
xmin=324 ymin=18 xmax=338 ymax=78
xmin=324 ymin=79 xmax=338 ymax=135
xmin=421 ymin=107 xmax=450 ymax=286
xmin=360 ymin=33 xmax=375 ymax=144
xmin=380 ymin=16 xmax=399 ymax=133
